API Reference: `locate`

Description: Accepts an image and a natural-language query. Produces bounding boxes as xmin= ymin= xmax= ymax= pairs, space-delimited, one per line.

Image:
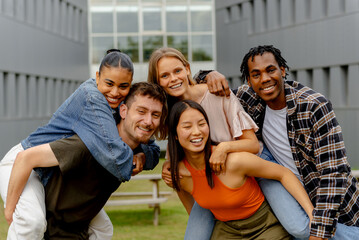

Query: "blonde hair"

xmin=147 ymin=47 xmax=195 ymax=86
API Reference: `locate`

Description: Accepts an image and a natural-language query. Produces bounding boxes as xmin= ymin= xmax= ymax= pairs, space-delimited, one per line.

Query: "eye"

xmin=160 ymin=74 xmax=168 ymax=79
xmin=268 ymin=68 xmax=275 ymax=73
xmin=153 ymin=113 xmax=161 ymax=119
xmin=252 ymin=73 xmax=260 ymax=79
xmin=119 ymin=85 xmax=129 ymax=90
xmin=176 ymin=69 xmax=181 ymax=74
xmin=106 ymin=82 xmax=113 ymax=87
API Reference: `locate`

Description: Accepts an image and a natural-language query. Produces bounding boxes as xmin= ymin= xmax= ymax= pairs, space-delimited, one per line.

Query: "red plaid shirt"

xmin=236 ymin=81 xmax=359 ymax=238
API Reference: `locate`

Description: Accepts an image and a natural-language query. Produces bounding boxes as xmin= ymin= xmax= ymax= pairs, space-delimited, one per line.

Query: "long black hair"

xmin=99 ymin=49 xmax=134 ymax=77
xmin=168 ymin=100 xmax=213 ymax=191
xmin=240 ymin=45 xmax=289 ymax=81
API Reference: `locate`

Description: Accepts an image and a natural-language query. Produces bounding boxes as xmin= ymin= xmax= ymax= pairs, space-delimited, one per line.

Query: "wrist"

xmin=195 ymin=70 xmax=213 ymax=84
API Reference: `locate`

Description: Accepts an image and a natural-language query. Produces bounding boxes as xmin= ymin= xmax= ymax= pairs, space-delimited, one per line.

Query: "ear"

xmin=120 ymin=104 xmax=128 ymax=119
xmin=95 ymin=71 xmax=100 ymax=86
xmin=280 ymin=66 xmax=286 ymax=78
xmin=247 ymin=77 xmax=252 ymax=87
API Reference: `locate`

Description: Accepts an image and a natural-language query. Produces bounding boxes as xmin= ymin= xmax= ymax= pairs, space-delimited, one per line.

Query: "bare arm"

xmin=177 ymin=190 xmax=195 ymax=215
xmin=204 ymin=71 xmax=231 ymax=97
xmin=228 ymin=152 xmax=314 ymax=221
xmin=4 ymin=144 xmax=58 ymax=225
xmin=210 ymin=129 xmax=260 ymax=174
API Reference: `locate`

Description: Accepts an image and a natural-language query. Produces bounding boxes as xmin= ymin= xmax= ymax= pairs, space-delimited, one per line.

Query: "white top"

xmin=262 ymin=105 xmax=301 ymax=179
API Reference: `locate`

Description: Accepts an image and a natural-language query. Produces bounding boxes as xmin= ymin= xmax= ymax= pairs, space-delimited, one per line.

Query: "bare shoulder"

xmin=225 ymin=152 xmax=254 ymax=173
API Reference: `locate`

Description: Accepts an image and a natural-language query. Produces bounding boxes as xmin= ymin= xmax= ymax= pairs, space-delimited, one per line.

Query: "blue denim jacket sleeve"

xmin=140 ymin=139 xmax=160 ymax=170
xmin=72 ymin=80 xmax=133 ymax=182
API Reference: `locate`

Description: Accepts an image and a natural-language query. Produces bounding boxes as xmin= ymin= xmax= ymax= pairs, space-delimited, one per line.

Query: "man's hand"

xmin=132 ymin=152 xmax=145 ymax=176
xmin=162 ymin=160 xmax=172 ymax=187
xmin=4 ymin=207 xmax=13 ymax=225
xmin=206 ymin=71 xmax=230 ymax=98
xmin=209 ymin=144 xmax=228 ymax=174
xmin=162 ymin=160 xmax=191 ymax=188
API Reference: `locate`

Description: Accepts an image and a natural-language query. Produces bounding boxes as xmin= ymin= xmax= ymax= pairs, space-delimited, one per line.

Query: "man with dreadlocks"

xmin=171 ymin=45 xmax=359 ymax=240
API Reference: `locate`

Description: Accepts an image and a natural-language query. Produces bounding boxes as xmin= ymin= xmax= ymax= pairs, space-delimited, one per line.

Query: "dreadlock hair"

xmin=240 ymin=45 xmax=290 ymax=82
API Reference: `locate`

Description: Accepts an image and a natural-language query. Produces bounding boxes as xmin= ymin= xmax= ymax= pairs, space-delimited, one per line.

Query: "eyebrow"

xmin=250 ymin=64 xmax=276 ymax=73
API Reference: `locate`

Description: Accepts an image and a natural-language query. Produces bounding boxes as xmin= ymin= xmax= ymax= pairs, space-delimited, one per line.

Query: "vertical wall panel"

xmin=348 ymin=64 xmax=359 ymax=107
xmin=52 ymin=0 xmax=60 ymax=34
xmin=294 ymin=0 xmax=308 ymax=23
xmin=4 ymin=0 xmax=14 ymax=17
xmin=44 ymin=0 xmax=52 ymax=31
xmin=280 ymin=0 xmax=294 ymax=27
xmin=37 ymin=77 xmax=46 ymax=116
xmin=6 ymin=73 xmax=16 ymax=117
xmin=311 ymin=0 xmax=327 ymax=20
xmin=26 ymin=0 xmax=35 ymax=24
xmin=267 ymin=0 xmax=280 ymax=30
xmin=46 ymin=78 xmax=55 ymax=115
xmin=254 ymin=0 xmax=266 ymax=32
xmin=67 ymin=4 xmax=74 ymax=39
xmin=73 ymin=7 xmax=80 ymax=41
xmin=0 ymin=73 xmax=4 ymax=117
xmin=345 ymin=0 xmax=359 ymax=12
xmin=328 ymin=0 xmax=345 ymax=16
xmin=242 ymin=1 xmax=254 ymax=34
xmin=28 ymin=76 xmax=37 ymax=117
xmin=17 ymin=74 xmax=27 ymax=117
xmin=54 ymin=79 xmax=62 ymax=109
xmin=60 ymin=1 xmax=67 ymax=37
xmin=296 ymin=70 xmax=311 ymax=88
xmin=313 ymin=68 xmax=329 ymax=98
xmin=15 ymin=0 xmax=26 ymax=21
xmin=36 ymin=0 xmax=44 ymax=28
xmin=329 ymin=66 xmax=346 ymax=107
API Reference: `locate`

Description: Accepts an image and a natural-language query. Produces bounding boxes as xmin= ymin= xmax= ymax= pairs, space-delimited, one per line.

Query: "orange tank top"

xmin=183 ymin=159 xmax=264 ymax=222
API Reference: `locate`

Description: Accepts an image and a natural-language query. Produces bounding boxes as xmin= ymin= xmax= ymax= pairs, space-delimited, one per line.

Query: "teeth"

xmin=170 ymin=83 xmax=182 ymax=89
xmin=263 ymin=86 xmax=274 ymax=91
xmin=139 ymin=127 xmax=151 ymax=132
xmin=191 ymin=138 xmax=202 ymax=143
xmin=107 ymin=96 xmax=120 ymax=102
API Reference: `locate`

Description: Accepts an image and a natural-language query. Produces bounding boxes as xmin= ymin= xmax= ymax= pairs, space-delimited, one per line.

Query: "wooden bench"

xmin=105 ymin=174 xmax=171 ymax=226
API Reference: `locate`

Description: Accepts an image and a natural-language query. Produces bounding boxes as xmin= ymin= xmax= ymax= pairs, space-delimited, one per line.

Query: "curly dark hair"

xmin=240 ymin=45 xmax=290 ymax=81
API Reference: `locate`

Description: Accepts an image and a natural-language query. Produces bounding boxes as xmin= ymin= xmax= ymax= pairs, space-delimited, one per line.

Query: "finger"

xmin=215 ymin=81 xmax=225 ymax=96
xmin=222 ymin=81 xmax=231 ymax=98
xmin=220 ymin=162 xmax=226 ymax=173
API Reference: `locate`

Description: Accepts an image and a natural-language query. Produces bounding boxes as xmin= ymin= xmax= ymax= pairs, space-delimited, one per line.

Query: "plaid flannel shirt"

xmin=236 ymin=80 xmax=359 ymax=238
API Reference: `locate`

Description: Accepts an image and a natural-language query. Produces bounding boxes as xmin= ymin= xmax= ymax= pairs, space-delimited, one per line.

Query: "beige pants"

xmin=0 ymin=144 xmax=113 ymax=240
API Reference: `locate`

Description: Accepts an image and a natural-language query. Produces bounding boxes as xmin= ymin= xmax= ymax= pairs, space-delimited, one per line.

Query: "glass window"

xmin=143 ymin=6 xmax=162 ymax=31
xmin=143 ymin=36 xmax=163 ymax=61
xmin=167 ymin=35 xmax=188 ymax=59
xmin=142 ymin=0 xmax=162 ymax=2
xmin=191 ymin=0 xmax=212 ymax=2
xmin=192 ymin=35 xmax=213 ymax=61
xmin=166 ymin=6 xmax=187 ymax=32
xmin=117 ymin=0 xmax=138 ymax=2
xmin=118 ymin=36 xmax=139 ymax=62
xmin=91 ymin=0 xmax=112 ymax=4
xmin=91 ymin=7 xmax=113 ymax=33
xmin=190 ymin=5 xmax=212 ymax=31
xmin=92 ymin=37 xmax=114 ymax=64
xmin=116 ymin=6 xmax=138 ymax=33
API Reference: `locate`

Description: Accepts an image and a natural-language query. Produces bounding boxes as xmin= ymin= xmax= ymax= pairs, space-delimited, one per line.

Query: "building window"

xmin=92 ymin=37 xmax=114 ymax=64
xmin=190 ymin=5 xmax=212 ymax=31
xmin=192 ymin=34 xmax=213 ymax=61
xmin=143 ymin=6 xmax=162 ymax=31
xmin=143 ymin=35 xmax=163 ymax=61
xmin=167 ymin=35 xmax=188 ymax=59
xmin=116 ymin=6 xmax=138 ymax=33
xmin=91 ymin=6 xmax=113 ymax=33
xmin=118 ymin=36 xmax=139 ymax=63
xmin=166 ymin=6 xmax=187 ymax=32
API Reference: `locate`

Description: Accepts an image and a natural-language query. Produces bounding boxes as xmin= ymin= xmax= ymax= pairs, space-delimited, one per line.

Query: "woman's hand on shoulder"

xmin=161 ymin=160 xmax=191 ymax=188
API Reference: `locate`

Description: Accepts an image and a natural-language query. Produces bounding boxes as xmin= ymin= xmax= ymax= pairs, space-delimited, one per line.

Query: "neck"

xmin=184 ymin=150 xmax=206 ymax=170
xmin=117 ymin=124 xmax=139 ymax=150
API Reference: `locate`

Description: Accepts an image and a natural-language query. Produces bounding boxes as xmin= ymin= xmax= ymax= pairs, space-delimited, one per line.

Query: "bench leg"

xmin=153 ymin=205 xmax=160 ymax=226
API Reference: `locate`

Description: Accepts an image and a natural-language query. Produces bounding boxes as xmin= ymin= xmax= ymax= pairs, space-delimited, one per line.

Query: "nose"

xmin=143 ymin=113 xmax=152 ymax=126
xmin=261 ymin=72 xmax=271 ymax=83
xmin=192 ymin=125 xmax=201 ymax=135
xmin=110 ymin=86 xmax=120 ymax=97
xmin=169 ymin=73 xmax=176 ymax=82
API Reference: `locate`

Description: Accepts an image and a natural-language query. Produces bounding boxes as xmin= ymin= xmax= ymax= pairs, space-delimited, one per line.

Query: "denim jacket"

xmin=21 ymin=78 xmax=160 ymax=185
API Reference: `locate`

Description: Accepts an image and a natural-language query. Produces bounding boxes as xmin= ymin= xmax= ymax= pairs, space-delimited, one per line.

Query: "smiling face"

xmin=96 ymin=66 xmax=132 ymax=108
xmin=176 ymin=107 xmax=209 ymax=156
xmin=247 ymin=52 xmax=287 ymax=110
xmin=157 ymin=56 xmax=191 ymax=98
xmin=119 ymin=95 xmax=163 ymax=149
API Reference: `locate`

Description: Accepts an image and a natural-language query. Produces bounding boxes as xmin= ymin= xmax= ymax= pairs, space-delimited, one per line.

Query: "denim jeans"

xmin=184 ymin=145 xmax=359 ymax=239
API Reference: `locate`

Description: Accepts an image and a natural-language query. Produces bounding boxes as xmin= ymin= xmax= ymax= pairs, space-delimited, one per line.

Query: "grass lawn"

xmin=0 ymin=159 xmax=189 ymax=239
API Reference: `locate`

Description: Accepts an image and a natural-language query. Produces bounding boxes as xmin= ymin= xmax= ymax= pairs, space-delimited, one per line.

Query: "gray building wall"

xmin=215 ymin=0 xmax=359 ymax=167
xmin=0 ymin=0 xmax=89 ymax=158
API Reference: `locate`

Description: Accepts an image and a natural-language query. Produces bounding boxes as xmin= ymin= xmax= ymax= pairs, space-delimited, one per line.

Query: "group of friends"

xmin=0 ymin=45 xmax=358 ymax=240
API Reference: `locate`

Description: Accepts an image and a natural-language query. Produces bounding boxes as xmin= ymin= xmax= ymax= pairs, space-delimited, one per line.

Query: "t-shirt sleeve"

xmin=49 ymin=134 xmax=92 ymax=175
